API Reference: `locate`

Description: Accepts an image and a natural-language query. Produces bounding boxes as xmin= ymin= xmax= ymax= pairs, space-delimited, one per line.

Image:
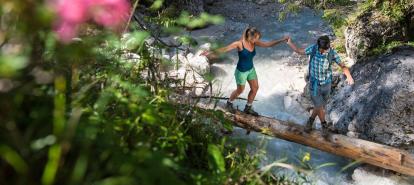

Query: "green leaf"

xmin=93 ymin=176 xmax=135 ymax=185
xmin=0 ymin=55 xmax=28 ymax=77
xmin=177 ymin=35 xmax=197 ymax=46
xmin=150 ymin=0 xmax=164 ymax=10
xmin=222 ymin=119 xmax=233 ymax=132
xmin=207 ymin=144 xmax=225 ymax=173
xmin=124 ymin=31 xmax=149 ymax=50
xmin=339 ymin=160 xmax=362 ymax=173
xmin=0 ymin=145 xmax=28 ymax=175
xmin=314 ymin=162 xmax=337 ymax=170
xmin=42 ymin=144 xmax=62 ymax=185
xmin=70 ymin=154 xmax=88 ymax=184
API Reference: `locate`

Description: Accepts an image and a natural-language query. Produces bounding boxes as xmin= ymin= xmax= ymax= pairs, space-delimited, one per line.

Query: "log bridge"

xmin=219 ymin=109 xmax=414 ymax=176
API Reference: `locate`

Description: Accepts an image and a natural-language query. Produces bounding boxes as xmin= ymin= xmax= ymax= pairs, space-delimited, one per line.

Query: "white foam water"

xmin=184 ymin=4 xmax=412 ymax=184
xmin=183 ymin=8 xmax=357 ymax=183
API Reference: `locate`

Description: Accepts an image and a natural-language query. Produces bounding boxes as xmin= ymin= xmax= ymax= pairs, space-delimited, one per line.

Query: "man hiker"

xmin=286 ymin=35 xmax=354 ymax=137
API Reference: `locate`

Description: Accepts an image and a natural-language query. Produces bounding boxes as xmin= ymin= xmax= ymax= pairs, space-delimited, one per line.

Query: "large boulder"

xmin=328 ymin=46 xmax=414 ymax=149
xmin=345 ymin=10 xmax=407 ymax=63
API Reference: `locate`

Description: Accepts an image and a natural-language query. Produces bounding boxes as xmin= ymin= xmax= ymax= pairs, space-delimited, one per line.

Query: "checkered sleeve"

xmin=331 ymin=49 xmax=342 ymax=65
xmin=305 ymin=44 xmax=316 ymax=55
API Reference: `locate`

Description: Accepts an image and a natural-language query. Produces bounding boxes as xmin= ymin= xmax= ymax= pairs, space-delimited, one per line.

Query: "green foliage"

xmin=369 ymin=41 xmax=414 ymax=56
xmin=379 ymin=1 xmax=405 ymax=21
xmin=322 ymin=9 xmax=347 ymax=30
xmin=177 ymin=12 xmax=224 ymax=29
xmin=123 ymin=31 xmax=150 ymax=50
xmin=0 ymin=1 xmax=304 ymax=185
xmin=0 ymin=55 xmax=28 ymax=77
xmin=357 ymin=0 xmax=413 ymax=22
xmin=278 ymin=1 xmax=301 ymax=21
xmin=207 ymin=144 xmax=226 ymax=173
xmin=150 ymin=0 xmax=165 ymax=10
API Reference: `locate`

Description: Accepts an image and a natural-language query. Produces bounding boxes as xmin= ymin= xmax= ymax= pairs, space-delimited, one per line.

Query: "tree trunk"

xmin=218 ymin=109 xmax=414 ymax=176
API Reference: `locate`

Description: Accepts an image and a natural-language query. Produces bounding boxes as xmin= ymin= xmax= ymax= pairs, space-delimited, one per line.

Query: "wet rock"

xmin=352 ymin=165 xmax=413 ymax=185
xmin=203 ymin=0 xmax=216 ymax=5
xmin=328 ymin=47 xmax=414 ymax=149
xmin=179 ymin=0 xmax=205 ymax=15
xmin=345 ymin=10 xmax=407 ymax=63
xmin=254 ymin=0 xmax=274 ymax=5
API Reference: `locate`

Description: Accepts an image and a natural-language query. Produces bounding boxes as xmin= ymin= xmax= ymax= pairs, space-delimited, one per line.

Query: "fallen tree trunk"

xmin=219 ymin=109 xmax=414 ymax=176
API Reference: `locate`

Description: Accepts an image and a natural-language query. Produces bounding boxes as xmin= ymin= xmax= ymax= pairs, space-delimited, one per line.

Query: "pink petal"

xmin=89 ymin=0 xmax=131 ymax=28
xmin=55 ymin=21 xmax=78 ymax=43
xmin=56 ymin=0 xmax=89 ymax=23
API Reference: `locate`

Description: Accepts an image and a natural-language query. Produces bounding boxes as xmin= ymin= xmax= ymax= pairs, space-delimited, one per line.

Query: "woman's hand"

xmin=200 ymin=50 xmax=217 ymax=60
xmin=283 ymin=35 xmax=290 ymax=42
xmin=200 ymin=50 xmax=210 ymax=57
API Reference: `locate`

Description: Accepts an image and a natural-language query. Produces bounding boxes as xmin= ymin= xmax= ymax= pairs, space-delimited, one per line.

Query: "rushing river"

xmin=189 ymin=1 xmax=354 ymax=184
xmin=182 ymin=0 xmax=412 ymax=184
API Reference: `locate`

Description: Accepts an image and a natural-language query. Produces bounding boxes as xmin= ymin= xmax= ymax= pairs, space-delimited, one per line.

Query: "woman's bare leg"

xmin=247 ymin=79 xmax=259 ymax=104
xmin=229 ymin=85 xmax=245 ymax=101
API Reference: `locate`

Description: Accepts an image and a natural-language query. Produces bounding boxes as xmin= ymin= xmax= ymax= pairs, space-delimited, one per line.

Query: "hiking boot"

xmin=226 ymin=101 xmax=236 ymax=113
xmin=304 ymin=117 xmax=315 ymax=133
xmin=244 ymin=105 xmax=259 ymax=116
xmin=327 ymin=122 xmax=338 ymax=133
xmin=321 ymin=121 xmax=330 ymax=139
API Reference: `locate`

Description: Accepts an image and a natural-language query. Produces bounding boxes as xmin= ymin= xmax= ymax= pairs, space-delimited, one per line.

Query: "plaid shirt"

xmin=305 ymin=44 xmax=342 ymax=85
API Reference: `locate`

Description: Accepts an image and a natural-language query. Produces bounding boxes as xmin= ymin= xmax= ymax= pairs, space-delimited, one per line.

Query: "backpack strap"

xmin=308 ymin=45 xmax=317 ymax=75
xmin=309 ymin=45 xmax=318 ymax=97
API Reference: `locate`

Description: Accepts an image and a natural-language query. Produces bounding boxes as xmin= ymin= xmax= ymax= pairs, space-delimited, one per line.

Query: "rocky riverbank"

xmin=328 ymin=1 xmax=414 ymax=150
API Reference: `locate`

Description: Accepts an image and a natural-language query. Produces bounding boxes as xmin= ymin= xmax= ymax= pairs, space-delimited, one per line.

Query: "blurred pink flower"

xmin=55 ymin=0 xmax=88 ymax=24
xmin=90 ymin=0 xmax=130 ymax=28
xmin=50 ymin=0 xmax=131 ymax=43
xmin=55 ymin=22 xmax=78 ymax=43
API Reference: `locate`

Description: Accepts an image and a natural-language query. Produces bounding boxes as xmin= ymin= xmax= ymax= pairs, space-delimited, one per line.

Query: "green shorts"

xmin=235 ymin=68 xmax=257 ymax=85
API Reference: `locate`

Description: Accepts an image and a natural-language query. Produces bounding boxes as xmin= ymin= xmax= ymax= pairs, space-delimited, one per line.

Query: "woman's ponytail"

xmin=242 ymin=27 xmax=250 ymax=41
xmin=242 ymin=27 xmax=261 ymax=42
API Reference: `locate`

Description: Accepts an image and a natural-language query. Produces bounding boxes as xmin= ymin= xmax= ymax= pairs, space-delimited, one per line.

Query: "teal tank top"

xmin=236 ymin=41 xmax=256 ymax=72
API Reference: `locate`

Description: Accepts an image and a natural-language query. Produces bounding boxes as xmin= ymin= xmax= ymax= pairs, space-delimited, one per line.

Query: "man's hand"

xmin=287 ymin=37 xmax=293 ymax=44
xmin=346 ymin=76 xmax=354 ymax=85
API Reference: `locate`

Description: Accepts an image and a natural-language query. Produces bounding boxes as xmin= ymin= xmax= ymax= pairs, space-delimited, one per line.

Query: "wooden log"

xmin=192 ymin=96 xmax=256 ymax=101
xmin=220 ymin=110 xmax=414 ymax=176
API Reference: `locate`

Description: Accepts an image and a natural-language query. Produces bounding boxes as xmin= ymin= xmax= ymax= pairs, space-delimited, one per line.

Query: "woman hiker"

xmin=286 ymin=35 xmax=354 ymax=137
xmin=201 ymin=27 xmax=289 ymax=116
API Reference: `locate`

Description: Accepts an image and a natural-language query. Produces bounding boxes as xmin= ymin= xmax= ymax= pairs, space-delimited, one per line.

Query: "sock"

xmin=227 ymin=100 xmax=233 ymax=104
xmin=246 ymin=103 xmax=252 ymax=107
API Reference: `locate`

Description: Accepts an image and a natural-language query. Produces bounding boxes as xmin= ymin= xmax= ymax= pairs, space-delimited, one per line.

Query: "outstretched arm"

xmin=200 ymin=41 xmax=239 ymax=60
xmin=255 ymin=36 xmax=289 ymax=48
xmin=339 ymin=64 xmax=354 ymax=85
xmin=286 ymin=38 xmax=306 ymax=55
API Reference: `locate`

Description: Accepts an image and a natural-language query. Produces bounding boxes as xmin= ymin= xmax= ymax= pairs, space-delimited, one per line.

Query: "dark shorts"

xmin=309 ymin=83 xmax=331 ymax=108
